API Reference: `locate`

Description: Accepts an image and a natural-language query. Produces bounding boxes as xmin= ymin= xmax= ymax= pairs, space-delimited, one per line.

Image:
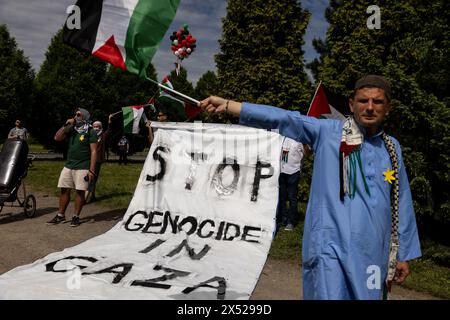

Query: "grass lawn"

xmin=25 ymin=161 xmax=450 ymax=299
xmin=28 ymin=143 xmax=48 ymax=153
xmin=25 ymin=160 xmax=142 ymax=209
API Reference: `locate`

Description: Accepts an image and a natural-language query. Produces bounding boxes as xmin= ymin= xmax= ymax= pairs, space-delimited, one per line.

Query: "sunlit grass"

xmin=26 ymin=160 xmax=142 ymax=208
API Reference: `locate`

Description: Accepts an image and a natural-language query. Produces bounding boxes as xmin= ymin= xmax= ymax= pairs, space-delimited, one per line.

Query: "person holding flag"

xmin=200 ymin=75 xmax=421 ymax=300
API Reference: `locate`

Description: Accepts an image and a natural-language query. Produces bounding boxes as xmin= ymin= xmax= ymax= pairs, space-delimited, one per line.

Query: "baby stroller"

xmin=0 ymin=139 xmax=36 ymax=218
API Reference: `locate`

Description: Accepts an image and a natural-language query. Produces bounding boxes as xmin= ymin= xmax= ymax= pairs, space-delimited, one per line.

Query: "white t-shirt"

xmin=280 ymin=137 xmax=304 ymax=174
xmin=8 ymin=127 xmax=28 ymax=140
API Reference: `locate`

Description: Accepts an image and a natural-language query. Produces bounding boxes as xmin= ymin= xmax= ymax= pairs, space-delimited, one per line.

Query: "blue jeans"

xmin=276 ymin=171 xmax=300 ymax=226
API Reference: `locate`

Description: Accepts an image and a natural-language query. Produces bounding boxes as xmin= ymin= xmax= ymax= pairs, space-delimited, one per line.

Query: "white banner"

xmin=0 ymin=123 xmax=283 ymax=299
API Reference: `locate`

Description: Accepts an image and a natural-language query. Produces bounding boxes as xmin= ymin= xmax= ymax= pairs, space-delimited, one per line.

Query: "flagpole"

xmin=307 ymin=80 xmax=323 ymax=116
xmin=109 ymin=110 xmax=123 ymax=118
xmin=146 ymin=77 xmax=200 ymax=106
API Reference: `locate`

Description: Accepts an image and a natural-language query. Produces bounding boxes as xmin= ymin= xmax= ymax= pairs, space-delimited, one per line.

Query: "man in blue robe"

xmin=199 ymin=75 xmax=421 ymax=299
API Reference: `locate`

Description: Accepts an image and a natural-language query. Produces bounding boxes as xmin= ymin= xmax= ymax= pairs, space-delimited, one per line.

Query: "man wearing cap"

xmin=199 ymin=75 xmax=421 ymax=300
xmin=47 ymin=107 xmax=97 ymax=227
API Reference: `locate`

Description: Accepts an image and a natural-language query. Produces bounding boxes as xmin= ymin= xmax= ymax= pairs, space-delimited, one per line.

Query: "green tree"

xmin=194 ymin=70 xmax=219 ymax=100
xmin=0 ymin=24 xmax=34 ymax=140
xmin=102 ymin=64 xmax=158 ymax=123
xmin=311 ymin=0 xmax=450 ymax=237
xmin=168 ymin=67 xmax=195 ymax=99
xmin=33 ymin=29 xmax=107 ymax=150
xmin=216 ymin=0 xmax=312 ymax=112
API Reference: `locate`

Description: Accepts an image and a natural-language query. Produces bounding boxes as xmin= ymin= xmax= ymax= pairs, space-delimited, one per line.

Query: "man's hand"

xmin=88 ymin=170 xmax=95 ymax=183
xmin=65 ymin=118 xmax=75 ymax=126
xmin=199 ymin=96 xmax=242 ymax=116
xmin=200 ymin=96 xmax=228 ymax=113
xmin=387 ymin=261 xmax=411 ymax=291
xmin=393 ymin=261 xmax=411 ymax=284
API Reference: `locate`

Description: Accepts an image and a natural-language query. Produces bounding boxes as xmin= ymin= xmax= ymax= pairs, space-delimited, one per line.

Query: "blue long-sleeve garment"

xmin=240 ymin=103 xmax=421 ymax=300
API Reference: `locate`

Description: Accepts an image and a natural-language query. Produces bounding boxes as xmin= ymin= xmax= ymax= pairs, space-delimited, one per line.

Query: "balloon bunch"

xmin=170 ymin=24 xmax=196 ymax=74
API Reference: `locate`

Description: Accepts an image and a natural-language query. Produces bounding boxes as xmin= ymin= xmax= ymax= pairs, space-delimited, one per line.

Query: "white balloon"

xmin=186 ymin=48 xmax=192 ymax=53
xmin=173 ymin=40 xmax=178 ymax=46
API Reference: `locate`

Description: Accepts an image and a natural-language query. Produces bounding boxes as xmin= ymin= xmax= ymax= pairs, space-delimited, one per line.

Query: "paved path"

xmin=0 ymin=192 xmax=440 ymax=300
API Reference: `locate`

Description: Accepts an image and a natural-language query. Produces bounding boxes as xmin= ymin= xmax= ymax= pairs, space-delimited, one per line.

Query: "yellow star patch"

xmin=79 ymin=134 xmax=85 ymax=142
xmin=383 ymin=168 xmax=396 ymax=184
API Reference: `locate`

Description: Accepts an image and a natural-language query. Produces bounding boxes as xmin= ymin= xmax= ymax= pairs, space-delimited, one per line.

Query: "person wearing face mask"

xmin=85 ymin=115 xmax=114 ymax=202
xmin=146 ymin=110 xmax=169 ymax=146
xmin=47 ymin=107 xmax=97 ymax=227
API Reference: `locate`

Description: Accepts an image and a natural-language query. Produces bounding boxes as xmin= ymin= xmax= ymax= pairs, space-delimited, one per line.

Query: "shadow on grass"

xmin=81 ymin=208 xmax=127 ymax=224
xmin=88 ymin=192 xmax=132 ymax=203
xmin=0 ymin=206 xmax=58 ymax=225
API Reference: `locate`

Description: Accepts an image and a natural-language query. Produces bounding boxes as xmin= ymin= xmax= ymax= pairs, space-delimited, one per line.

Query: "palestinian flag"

xmin=155 ymin=76 xmax=202 ymax=121
xmin=122 ymin=105 xmax=148 ymax=134
xmin=63 ymin=0 xmax=180 ymax=78
xmin=307 ymin=82 xmax=346 ymax=121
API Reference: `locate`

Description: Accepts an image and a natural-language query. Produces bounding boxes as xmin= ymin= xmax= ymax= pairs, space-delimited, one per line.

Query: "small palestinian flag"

xmin=307 ymin=82 xmax=346 ymax=121
xmin=122 ymin=105 xmax=148 ymax=134
xmin=155 ymin=76 xmax=202 ymax=121
xmin=63 ymin=0 xmax=180 ymax=78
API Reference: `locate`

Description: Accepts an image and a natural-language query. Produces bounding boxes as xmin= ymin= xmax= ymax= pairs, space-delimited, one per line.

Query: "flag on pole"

xmin=307 ymin=82 xmax=346 ymax=121
xmin=154 ymin=76 xmax=202 ymax=121
xmin=122 ymin=105 xmax=148 ymax=134
xmin=63 ymin=0 xmax=180 ymax=78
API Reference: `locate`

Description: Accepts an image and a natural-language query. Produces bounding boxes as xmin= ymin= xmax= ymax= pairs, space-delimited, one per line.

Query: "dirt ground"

xmin=0 ymin=192 xmax=440 ymax=300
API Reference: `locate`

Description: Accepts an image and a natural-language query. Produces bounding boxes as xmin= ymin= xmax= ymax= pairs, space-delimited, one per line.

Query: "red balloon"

xmin=169 ymin=26 xmax=196 ymax=60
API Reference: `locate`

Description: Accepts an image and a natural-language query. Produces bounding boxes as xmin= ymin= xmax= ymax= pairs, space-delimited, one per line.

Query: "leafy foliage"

xmin=0 ymin=24 xmax=34 ymax=140
xmin=168 ymin=67 xmax=196 ymax=101
xmin=194 ymin=70 xmax=219 ymax=100
xmin=216 ymin=0 xmax=312 ymax=112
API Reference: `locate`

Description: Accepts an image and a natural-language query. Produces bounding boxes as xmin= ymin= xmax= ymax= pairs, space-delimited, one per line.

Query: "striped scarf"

xmin=339 ymin=117 xmax=400 ymax=282
xmin=381 ymin=133 xmax=400 ymax=283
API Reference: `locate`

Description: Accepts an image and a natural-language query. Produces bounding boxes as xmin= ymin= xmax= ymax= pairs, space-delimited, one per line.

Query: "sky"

xmin=0 ymin=0 xmax=329 ymax=84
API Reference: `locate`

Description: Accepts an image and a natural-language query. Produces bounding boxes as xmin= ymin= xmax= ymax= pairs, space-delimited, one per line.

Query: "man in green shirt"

xmin=47 ymin=108 xmax=97 ymax=227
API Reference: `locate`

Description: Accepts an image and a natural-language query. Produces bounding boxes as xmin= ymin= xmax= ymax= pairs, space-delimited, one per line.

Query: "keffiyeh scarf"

xmin=339 ymin=116 xmax=399 ymax=283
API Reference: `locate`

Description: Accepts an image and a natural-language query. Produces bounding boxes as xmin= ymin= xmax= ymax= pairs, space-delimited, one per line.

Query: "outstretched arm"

xmin=200 ymin=95 xmax=326 ymax=148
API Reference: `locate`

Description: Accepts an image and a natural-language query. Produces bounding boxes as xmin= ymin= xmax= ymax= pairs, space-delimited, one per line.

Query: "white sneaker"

xmin=284 ymin=223 xmax=294 ymax=231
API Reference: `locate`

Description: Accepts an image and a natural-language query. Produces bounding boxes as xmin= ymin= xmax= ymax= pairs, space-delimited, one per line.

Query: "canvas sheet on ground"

xmin=0 ymin=123 xmax=283 ymax=299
